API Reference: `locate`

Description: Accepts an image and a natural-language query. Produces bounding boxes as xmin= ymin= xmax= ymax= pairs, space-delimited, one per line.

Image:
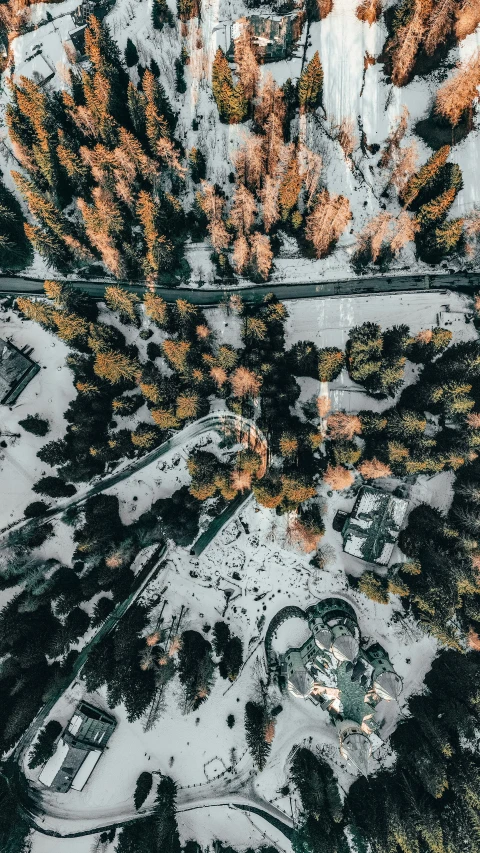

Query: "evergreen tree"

xmin=189 ymin=147 xmax=207 ymax=183
xmin=32 ymin=476 xmax=76 ymax=498
xmin=278 ymin=154 xmax=302 ymax=220
xmin=219 ymin=636 xmax=243 ymax=681
xmin=244 ymin=700 xmax=271 ymax=769
xmin=154 ymin=776 xmax=181 ymax=853
xmin=125 ymin=38 xmax=139 ymax=67
xmin=318 ymin=347 xmax=345 ymax=381
xmin=213 ymin=621 xmax=230 ymax=655
xmin=134 ymin=771 xmax=153 ymax=810
xmin=298 ymin=52 xmax=323 ymax=111
xmin=19 ymin=414 xmax=50 ymax=436
xmin=0 ymin=177 xmax=33 ymax=270
xmin=152 ymin=0 xmax=174 ymax=28
xmin=28 ymin=719 xmax=62 ymax=769
xmin=402 ymin=145 xmax=451 ymax=208
xmin=212 ymin=48 xmax=247 ymax=124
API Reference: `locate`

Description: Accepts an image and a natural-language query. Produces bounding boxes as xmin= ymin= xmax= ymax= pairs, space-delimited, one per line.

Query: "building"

xmin=228 ymin=12 xmax=304 ymax=63
xmin=272 ymin=598 xmax=403 ymax=775
xmin=39 ymin=702 xmax=116 ymax=793
xmin=13 ymin=53 xmax=55 ymax=88
xmin=342 ymin=486 xmax=408 ymax=566
xmin=0 ymin=337 xmax=39 ymax=405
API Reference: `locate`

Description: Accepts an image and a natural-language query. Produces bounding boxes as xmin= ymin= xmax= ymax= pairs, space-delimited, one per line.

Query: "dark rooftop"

xmin=0 ymin=337 xmax=39 ymax=405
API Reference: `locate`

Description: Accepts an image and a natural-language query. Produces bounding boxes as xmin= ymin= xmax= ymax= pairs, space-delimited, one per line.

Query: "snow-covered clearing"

xmin=0 ymin=310 xmax=76 ymax=529
xmin=284 ymin=289 xmax=476 ymax=349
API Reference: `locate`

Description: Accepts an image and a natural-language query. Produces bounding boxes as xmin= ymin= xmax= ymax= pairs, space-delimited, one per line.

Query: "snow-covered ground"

xmin=1 ymin=0 xmax=479 ymax=283
xmin=24 ymin=496 xmax=438 ymax=838
xmin=0 ymin=310 xmax=76 ymax=528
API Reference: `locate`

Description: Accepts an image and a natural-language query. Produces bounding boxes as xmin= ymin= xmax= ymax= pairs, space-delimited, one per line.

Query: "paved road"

xmin=0 ymin=270 xmax=479 ymax=303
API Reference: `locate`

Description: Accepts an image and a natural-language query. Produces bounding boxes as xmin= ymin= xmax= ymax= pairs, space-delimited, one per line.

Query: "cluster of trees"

xmin=116 ymin=775 xmax=181 ymax=853
xmin=0 ymin=773 xmax=32 ymax=853
xmin=0 ymin=489 xmax=166 ymax=751
xmin=83 ymin=602 xmax=158 ymax=722
xmin=0 ymin=175 xmax=33 ymax=271
xmin=205 ymin=50 xmax=349 ymax=279
xmin=17 ymin=283 xmax=223 ymax=484
xmin=290 ymin=651 xmax=480 ymax=853
xmin=290 ymin=749 xmax=344 ymax=853
xmin=213 ymin=620 xmax=244 ymax=681
xmin=360 ymin=135 xmax=465 ymax=268
xmin=7 ymin=17 xmax=188 ymax=281
xmin=346 ymin=651 xmax=480 ymax=853
xmin=346 ymin=321 xmax=411 ymax=397
xmin=384 ymin=0 xmax=479 ymax=88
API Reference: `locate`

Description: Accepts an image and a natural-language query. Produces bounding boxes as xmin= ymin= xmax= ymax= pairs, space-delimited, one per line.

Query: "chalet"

xmin=39 ymin=702 xmax=116 ymax=793
xmin=342 ymin=486 xmax=408 ymax=566
xmin=0 ymin=337 xmax=39 ymax=405
xmin=228 ymin=12 xmax=304 ymax=63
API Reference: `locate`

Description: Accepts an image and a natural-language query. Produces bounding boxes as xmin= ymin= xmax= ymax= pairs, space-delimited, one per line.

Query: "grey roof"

xmin=288 ymin=669 xmax=314 ymax=698
xmin=0 ymin=338 xmax=39 ymax=405
xmin=341 ymin=731 xmax=371 ymax=776
xmin=342 ymin=486 xmax=408 ymax=566
xmin=331 ymin=633 xmax=359 ymax=663
xmin=47 ymin=702 xmax=116 ymax=793
xmin=66 ymin=701 xmax=116 ymax=749
xmin=50 ymin=743 xmax=90 ymax=793
xmin=374 ymin=670 xmax=402 ymax=701
xmin=313 ymin=627 xmax=332 ymax=650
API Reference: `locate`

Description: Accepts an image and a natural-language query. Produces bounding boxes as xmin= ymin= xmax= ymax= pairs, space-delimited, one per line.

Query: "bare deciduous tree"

xmin=305 ymin=190 xmax=351 ymax=258
xmin=435 ymin=49 xmax=480 ymax=126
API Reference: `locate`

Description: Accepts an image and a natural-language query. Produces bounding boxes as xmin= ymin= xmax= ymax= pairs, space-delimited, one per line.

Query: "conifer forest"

xmin=0 ymin=1 xmax=479 ymax=853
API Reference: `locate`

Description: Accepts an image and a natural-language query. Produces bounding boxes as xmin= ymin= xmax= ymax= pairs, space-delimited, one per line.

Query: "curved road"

xmin=1 ymin=411 xmax=267 ymax=540
xmin=0 ymin=270 xmax=479 ymax=303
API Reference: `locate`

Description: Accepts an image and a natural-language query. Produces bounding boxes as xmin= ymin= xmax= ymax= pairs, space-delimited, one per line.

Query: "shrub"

xmin=19 ymin=414 xmax=50 ymax=437
xmin=134 ymin=771 xmax=153 ymax=810
xmin=24 ymin=500 xmax=50 ymax=518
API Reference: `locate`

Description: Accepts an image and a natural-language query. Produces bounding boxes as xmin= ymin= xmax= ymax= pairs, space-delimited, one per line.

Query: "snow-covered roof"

xmin=374 ymin=670 xmax=402 ymax=702
xmin=14 ymin=53 xmax=55 ymax=86
xmin=340 ymin=730 xmax=371 ymax=776
xmin=313 ymin=627 xmax=332 ymax=650
xmin=343 ymin=534 xmax=365 ymax=559
xmin=0 ymin=338 xmax=39 ymax=405
xmin=288 ymin=670 xmax=314 ymax=698
xmin=38 ymin=739 xmax=69 ymax=788
xmin=71 ymin=749 xmax=102 ymax=791
xmin=343 ymin=486 xmax=408 ymax=566
xmin=331 ymin=633 xmax=359 ymax=663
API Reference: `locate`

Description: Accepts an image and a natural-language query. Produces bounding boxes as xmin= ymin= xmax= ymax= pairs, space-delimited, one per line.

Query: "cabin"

xmin=0 ymin=337 xmax=39 ymax=405
xmin=228 ymin=12 xmax=304 ymax=63
xmin=342 ymin=486 xmax=408 ymax=566
xmin=39 ymin=702 xmax=116 ymax=793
